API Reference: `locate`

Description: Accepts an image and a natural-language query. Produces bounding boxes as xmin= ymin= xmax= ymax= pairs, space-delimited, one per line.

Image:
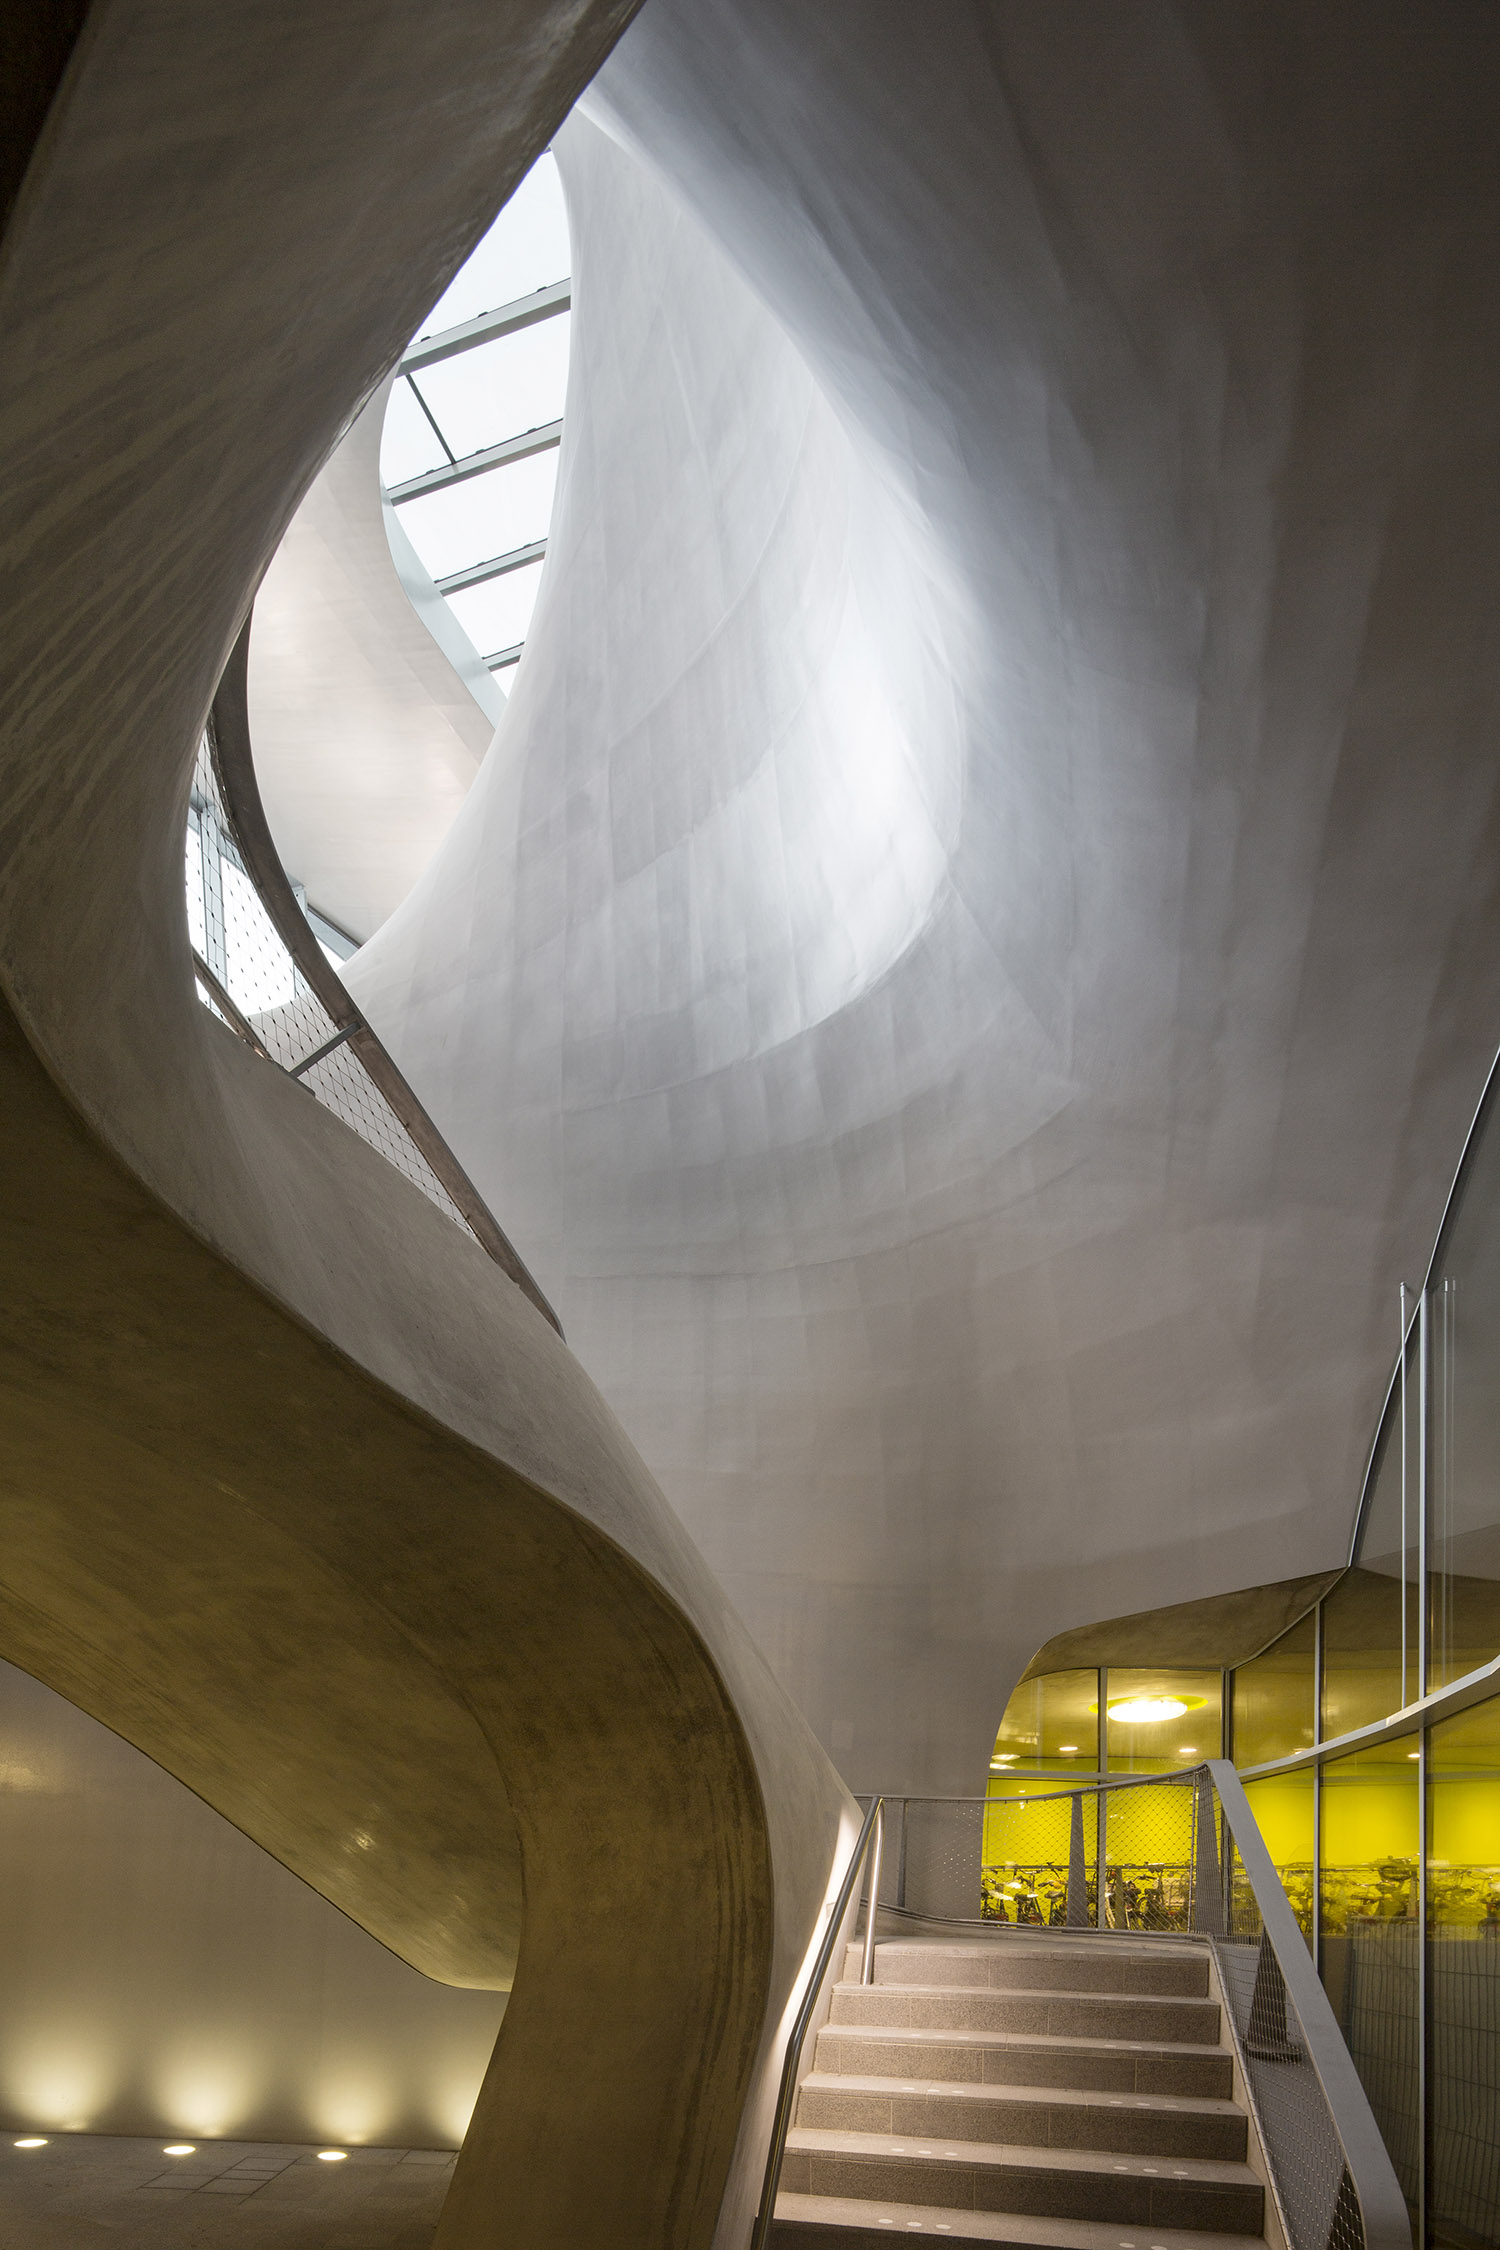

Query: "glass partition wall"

xmin=988 ymin=1049 xmax=1500 ymax=2247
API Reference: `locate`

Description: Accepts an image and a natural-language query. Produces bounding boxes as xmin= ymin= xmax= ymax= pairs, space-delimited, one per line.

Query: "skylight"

xmin=379 ymin=153 xmax=571 ymax=699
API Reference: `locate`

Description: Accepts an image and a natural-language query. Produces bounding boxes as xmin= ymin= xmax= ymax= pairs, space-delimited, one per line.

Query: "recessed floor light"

xmin=163 ymin=2144 xmax=196 ymax=2156
xmin=13 ymin=2138 xmax=47 ymax=2150
xmin=317 ymin=2149 xmax=348 ymax=2162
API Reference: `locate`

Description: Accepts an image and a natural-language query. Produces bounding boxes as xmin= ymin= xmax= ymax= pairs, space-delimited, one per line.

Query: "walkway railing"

xmin=754 ymin=1765 xmax=1410 ymax=2250
xmin=750 ymin=1796 xmax=886 ymax=2250
xmin=188 ymin=623 xmax=560 ymax=1336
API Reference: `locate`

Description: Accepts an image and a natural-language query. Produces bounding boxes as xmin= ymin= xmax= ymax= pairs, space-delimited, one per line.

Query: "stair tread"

xmin=871 ymin=1942 xmax=1203 ymax=1962
xmin=772 ymin=2188 xmax=1268 ymax=2249
xmin=820 ymin=2028 xmax=1232 ymax=2062
xmin=837 ymin=1983 xmax=1217 ymax=2012
xmin=785 ymin=2128 xmax=1257 ymax=2185
xmin=803 ymin=2075 xmax=1240 ymax=2118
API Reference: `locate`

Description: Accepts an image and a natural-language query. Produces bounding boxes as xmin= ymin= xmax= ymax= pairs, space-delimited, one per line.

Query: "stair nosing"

xmin=837 ymin=1982 xmax=1216 ymax=2003
xmin=771 ymin=2187 xmax=1269 ymax=2249
xmin=818 ymin=2026 xmax=1234 ymax=2060
xmin=801 ymin=2073 xmax=1242 ymax=2118
xmin=785 ymin=2127 xmax=1259 ymax=2186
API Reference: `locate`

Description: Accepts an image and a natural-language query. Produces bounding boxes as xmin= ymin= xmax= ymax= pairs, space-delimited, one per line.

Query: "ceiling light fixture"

xmin=1178 ymin=1745 xmax=1198 ymax=1755
xmin=1057 ymin=1744 xmax=1079 ymax=1753
xmin=13 ymin=2138 xmax=47 ymax=2150
xmin=164 ymin=2145 xmax=196 ymax=2156
xmin=1108 ymin=1696 xmax=1189 ymax=1725
xmin=317 ymin=2150 xmax=348 ymax=2162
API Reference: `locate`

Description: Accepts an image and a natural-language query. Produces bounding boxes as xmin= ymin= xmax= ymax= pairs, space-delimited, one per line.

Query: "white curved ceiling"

xmin=257 ymin=3 xmax=1500 ymax=1794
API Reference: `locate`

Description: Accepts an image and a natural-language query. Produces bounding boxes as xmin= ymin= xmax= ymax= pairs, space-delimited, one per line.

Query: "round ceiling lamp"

xmin=1107 ymin=1694 xmax=1200 ymax=1725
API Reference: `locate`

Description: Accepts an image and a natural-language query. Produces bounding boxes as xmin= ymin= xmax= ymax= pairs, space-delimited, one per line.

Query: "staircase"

xmin=771 ymin=1935 xmax=1271 ymax=2250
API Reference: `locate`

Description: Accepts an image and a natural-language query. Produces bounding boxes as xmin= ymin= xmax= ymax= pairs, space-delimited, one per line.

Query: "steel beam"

xmin=384 ymin=423 xmax=562 ymax=504
xmin=400 ymin=279 xmax=570 ymax=372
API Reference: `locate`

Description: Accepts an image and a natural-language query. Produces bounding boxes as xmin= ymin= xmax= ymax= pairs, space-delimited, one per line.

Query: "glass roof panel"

xmin=417 ymin=315 xmax=571 ymax=460
xmin=394 ymin=453 xmax=560 ymax=583
xmin=416 ymin=154 xmax=570 ymax=337
xmin=444 ymin=561 xmax=546 ymax=656
xmin=379 ymin=377 xmax=449 ymax=486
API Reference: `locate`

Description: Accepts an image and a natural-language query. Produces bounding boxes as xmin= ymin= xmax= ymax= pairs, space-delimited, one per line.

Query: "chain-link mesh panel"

xmin=1216 ymin=1833 xmax=1364 ymax=2250
xmin=185 ymin=733 xmax=478 ymax=1244
xmin=252 ymin=983 xmax=340 ymax=1074
xmin=300 ymin=1042 xmax=476 ymax=1237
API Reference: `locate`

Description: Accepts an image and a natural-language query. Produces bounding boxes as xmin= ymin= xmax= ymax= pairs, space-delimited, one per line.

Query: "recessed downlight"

xmin=13 ymin=2138 xmax=47 ymax=2150
xmin=1058 ymin=1744 xmax=1079 ymax=1753
xmin=317 ymin=2149 xmax=348 ymax=2162
xmin=163 ymin=2144 xmax=196 ymax=2156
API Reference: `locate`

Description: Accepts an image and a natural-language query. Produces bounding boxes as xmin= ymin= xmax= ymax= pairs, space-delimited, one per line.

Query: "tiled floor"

xmin=0 ymin=2133 xmax=454 ymax=2246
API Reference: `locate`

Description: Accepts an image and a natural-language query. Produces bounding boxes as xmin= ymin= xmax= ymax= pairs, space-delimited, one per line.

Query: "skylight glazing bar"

xmin=401 ymin=279 xmax=571 ymax=372
xmin=403 ymin=375 xmax=455 ymax=466
xmin=436 ymin=539 xmax=547 ymax=596
xmin=384 ymin=422 xmax=563 ymax=504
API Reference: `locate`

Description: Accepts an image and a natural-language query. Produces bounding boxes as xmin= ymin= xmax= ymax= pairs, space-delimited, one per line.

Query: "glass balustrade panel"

xmin=1243 ymin=1769 xmax=1315 ymax=1944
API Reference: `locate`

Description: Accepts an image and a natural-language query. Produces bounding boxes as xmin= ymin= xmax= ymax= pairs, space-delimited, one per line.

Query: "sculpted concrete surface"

xmin=0 ymin=4 xmax=849 ymax=2247
xmin=335 ymin=6 xmax=1500 ymax=1797
xmin=249 ymin=377 xmax=497 ymax=945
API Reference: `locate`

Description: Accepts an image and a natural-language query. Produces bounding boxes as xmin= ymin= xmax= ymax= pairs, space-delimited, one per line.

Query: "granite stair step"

xmin=777 ymin=2129 xmax=1264 ymax=2237
xmin=829 ymin=1984 xmax=1222 ymax=2049
xmin=813 ymin=2024 xmax=1233 ymax=2102
xmin=850 ymin=1944 xmax=1208 ymax=2000
xmin=795 ymin=2076 xmax=1245 ymax=2162
xmin=771 ymin=2190 xmax=1268 ymax=2250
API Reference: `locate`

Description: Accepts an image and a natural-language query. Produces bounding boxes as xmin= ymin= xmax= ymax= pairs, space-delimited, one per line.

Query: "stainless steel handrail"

xmin=750 ymin=1796 xmax=885 ymax=2250
xmin=206 ymin=618 xmax=563 ymax=1337
xmin=850 ymin=1770 xmax=1410 ymax=2250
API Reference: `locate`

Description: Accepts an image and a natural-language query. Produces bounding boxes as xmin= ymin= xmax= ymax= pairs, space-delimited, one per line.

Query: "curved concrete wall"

xmin=338 ymin=5 xmax=1500 ymax=1801
xmin=0 ymin=5 xmax=850 ymax=2246
xmin=248 ymin=375 xmax=498 ymax=946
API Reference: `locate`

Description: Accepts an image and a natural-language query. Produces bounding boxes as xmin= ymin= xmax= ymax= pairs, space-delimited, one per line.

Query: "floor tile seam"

xmin=785 ymin=2134 xmax=1259 ymax=2182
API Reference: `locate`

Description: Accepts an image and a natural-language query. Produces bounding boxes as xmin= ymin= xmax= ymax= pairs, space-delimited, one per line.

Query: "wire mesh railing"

xmin=185 ymin=624 xmax=560 ymax=1335
xmin=810 ymin=1764 xmax=1411 ymax=2250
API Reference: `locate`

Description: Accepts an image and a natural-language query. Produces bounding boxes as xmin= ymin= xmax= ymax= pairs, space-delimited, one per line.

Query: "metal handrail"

xmin=1207 ymin=1759 xmax=1411 ymax=2250
xmin=750 ymin=1796 xmax=885 ymax=2250
xmin=206 ymin=618 xmax=563 ymax=1337
xmin=844 ymin=1770 xmax=1410 ymax=2250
